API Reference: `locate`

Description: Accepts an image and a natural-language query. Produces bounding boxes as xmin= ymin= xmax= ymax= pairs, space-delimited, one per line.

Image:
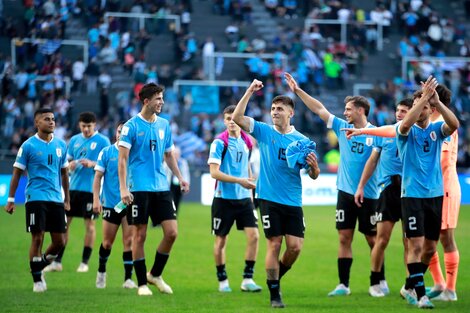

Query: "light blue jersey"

xmin=375 ymin=134 xmax=402 ymax=192
xmin=396 ymin=121 xmax=447 ymax=198
xmin=68 ymin=132 xmax=110 ymax=192
xmin=14 ymin=134 xmax=68 ymax=203
xmin=119 ymin=114 xmax=174 ymax=192
xmin=328 ymin=115 xmax=380 ymax=199
xmin=94 ymin=144 xmax=120 ymax=208
xmin=248 ymin=118 xmax=308 ymax=207
xmin=208 ymin=136 xmax=251 ymax=200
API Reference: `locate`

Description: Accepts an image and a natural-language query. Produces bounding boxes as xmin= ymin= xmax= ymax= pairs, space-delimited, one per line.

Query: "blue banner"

xmin=181 ymin=85 xmax=220 ymax=114
xmin=0 ymin=174 xmax=27 ymax=205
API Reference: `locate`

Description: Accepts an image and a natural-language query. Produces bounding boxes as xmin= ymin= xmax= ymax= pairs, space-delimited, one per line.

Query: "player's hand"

xmin=64 ymin=200 xmax=71 ymax=212
xmin=69 ymin=160 xmax=77 ymax=171
xmin=120 ymin=189 xmax=134 ymax=205
xmin=79 ymin=159 xmax=95 ymax=168
xmin=239 ymin=177 xmax=256 ymax=189
xmin=92 ymin=201 xmax=102 ymax=214
xmin=284 ymin=72 xmax=298 ymax=92
xmin=306 ymin=152 xmax=320 ymax=179
xmin=249 ymin=79 xmax=263 ymax=93
xmin=341 ymin=128 xmax=362 ymax=139
xmin=180 ymin=180 xmax=190 ymax=193
xmin=420 ymin=76 xmax=438 ymax=101
xmin=5 ymin=202 xmax=15 ymax=214
xmin=354 ymin=188 xmax=364 ymax=207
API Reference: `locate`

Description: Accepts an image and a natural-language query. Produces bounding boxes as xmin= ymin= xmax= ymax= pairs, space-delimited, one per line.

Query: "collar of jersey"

xmin=35 ymin=133 xmax=54 ymax=143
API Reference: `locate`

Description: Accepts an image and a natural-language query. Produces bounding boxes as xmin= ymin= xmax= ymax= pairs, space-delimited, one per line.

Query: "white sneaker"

xmin=240 ymin=278 xmax=262 ymax=292
xmin=76 ymin=262 xmax=89 ymax=273
xmin=400 ymin=285 xmax=417 ymax=305
xmin=41 ymin=272 xmax=47 ymax=290
xmin=33 ymin=281 xmax=46 ymax=292
xmin=328 ymin=283 xmax=351 ymax=296
xmin=379 ymin=280 xmax=390 ymax=295
xmin=43 ymin=261 xmax=62 ymax=272
xmin=417 ymin=295 xmax=434 ymax=309
xmin=96 ymin=272 xmax=106 ymax=288
xmin=433 ymin=289 xmax=458 ymax=301
xmin=137 ymin=284 xmax=153 ymax=296
xmin=122 ymin=279 xmax=138 ymax=289
xmin=147 ymin=273 xmax=173 ymax=294
xmin=369 ymin=284 xmax=385 ymax=297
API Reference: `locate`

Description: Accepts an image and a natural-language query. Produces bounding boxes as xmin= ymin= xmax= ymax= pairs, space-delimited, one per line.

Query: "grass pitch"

xmin=1 ymin=203 xmax=469 ymax=312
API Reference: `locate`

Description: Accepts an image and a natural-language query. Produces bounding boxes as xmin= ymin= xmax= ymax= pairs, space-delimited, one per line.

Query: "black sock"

xmin=243 ymin=260 xmax=255 ymax=279
xmin=123 ymin=251 xmax=133 ymax=281
xmin=279 ymin=261 xmax=291 ymax=280
xmin=39 ymin=253 xmax=51 ymax=271
xmin=370 ymin=271 xmax=381 ymax=286
xmin=338 ymin=258 xmax=353 ymax=287
xmin=421 ymin=262 xmax=429 ymax=275
xmin=150 ymin=251 xmax=169 ymax=277
xmin=133 ymin=258 xmax=147 ymax=286
xmin=267 ymin=279 xmax=281 ymax=300
xmin=408 ymin=262 xmax=425 ymax=300
xmin=82 ymin=246 xmax=92 ymax=264
xmin=30 ymin=258 xmax=43 ymax=282
xmin=216 ymin=264 xmax=228 ymax=281
xmin=405 ymin=276 xmax=412 ymax=290
xmin=379 ymin=263 xmax=385 ymax=281
xmin=55 ymin=246 xmax=65 ymax=263
xmin=98 ymin=244 xmax=111 ymax=273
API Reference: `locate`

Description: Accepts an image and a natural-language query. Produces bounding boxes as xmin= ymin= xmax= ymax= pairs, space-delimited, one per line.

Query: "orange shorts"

xmin=441 ymin=187 xmax=461 ymax=230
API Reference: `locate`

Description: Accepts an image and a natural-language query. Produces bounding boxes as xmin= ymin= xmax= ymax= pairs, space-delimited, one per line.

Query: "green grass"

xmin=1 ymin=204 xmax=469 ymax=312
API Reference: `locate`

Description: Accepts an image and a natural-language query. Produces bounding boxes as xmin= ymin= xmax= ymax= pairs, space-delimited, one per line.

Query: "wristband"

xmin=7 ymin=197 xmax=15 ymax=203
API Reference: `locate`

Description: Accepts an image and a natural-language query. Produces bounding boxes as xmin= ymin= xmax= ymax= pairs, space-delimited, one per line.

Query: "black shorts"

xmin=211 ymin=198 xmax=257 ymax=236
xmin=25 ymin=201 xmax=67 ymax=233
xmin=67 ymin=191 xmax=98 ymax=219
xmin=127 ymin=191 xmax=176 ymax=226
xmin=336 ymin=190 xmax=378 ymax=235
xmin=401 ymin=196 xmax=443 ymax=241
xmin=102 ymin=207 xmax=127 ymax=226
xmin=376 ymin=177 xmax=402 ymax=223
xmin=258 ymin=199 xmax=305 ymax=238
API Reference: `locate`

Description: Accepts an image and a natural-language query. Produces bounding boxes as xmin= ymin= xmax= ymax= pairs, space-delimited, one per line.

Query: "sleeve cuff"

xmin=207 ymin=158 xmax=221 ymax=165
xmin=94 ymin=165 xmax=105 ymax=172
xmin=326 ymin=114 xmax=334 ymax=129
xmin=13 ymin=162 xmax=26 ymax=170
xmin=118 ymin=141 xmax=132 ymax=149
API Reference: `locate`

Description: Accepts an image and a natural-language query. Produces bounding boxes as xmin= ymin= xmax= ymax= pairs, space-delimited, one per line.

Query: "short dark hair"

xmin=79 ymin=111 xmax=97 ymax=123
xmin=115 ymin=120 xmax=125 ymax=128
xmin=223 ymin=105 xmax=236 ymax=115
xmin=344 ymin=95 xmax=370 ymax=116
xmin=272 ymin=95 xmax=295 ymax=109
xmin=397 ymin=98 xmax=413 ymax=109
xmin=34 ymin=108 xmax=54 ymax=119
xmin=436 ymin=84 xmax=452 ymax=107
xmin=139 ymin=83 xmax=165 ymax=102
xmin=412 ymin=89 xmax=423 ymax=100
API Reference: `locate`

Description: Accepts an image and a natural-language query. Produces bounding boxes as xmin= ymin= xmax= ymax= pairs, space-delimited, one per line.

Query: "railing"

xmin=401 ymin=56 xmax=470 ymax=81
xmin=206 ymin=52 xmax=288 ymax=81
xmin=11 ymin=38 xmax=89 ymax=68
xmin=304 ymin=19 xmax=384 ymax=51
xmin=103 ymin=12 xmax=181 ymax=33
xmin=173 ymin=79 xmax=251 ymax=92
xmin=353 ymin=83 xmax=374 ymax=96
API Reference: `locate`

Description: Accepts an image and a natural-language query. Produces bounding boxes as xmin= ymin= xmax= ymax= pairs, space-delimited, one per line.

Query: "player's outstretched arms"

xmin=284 ymin=72 xmax=331 ymax=123
xmin=233 ymin=79 xmax=263 ymax=132
xmin=341 ymin=125 xmax=396 ymax=139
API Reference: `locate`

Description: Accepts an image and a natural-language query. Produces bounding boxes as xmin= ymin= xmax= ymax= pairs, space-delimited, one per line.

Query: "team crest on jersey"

xmin=90 ymin=142 xmax=97 ymax=150
xmin=430 ymin=131 xmax=437 ymax=141
xmin=159 ymin=129 xmax=164 ymax=140
xmin=365 ymin=137 xmax=373 ymax=146
xmin=56 ymin=148 xmax=62 ymax=157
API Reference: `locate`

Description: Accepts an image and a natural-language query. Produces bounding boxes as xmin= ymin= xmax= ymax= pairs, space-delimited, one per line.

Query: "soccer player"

xmin=396 ymin=77 xmax=459 ymax=308
xmin=346 ymin=99 xmax=413 ymax=297
xmin=425 ymin=85 xmax=461 ymax=302
xmin=93 ymin=122 xmax=137 ymax=289
xmin=232 ymin=79 xmax=320 ymax=308
xmin=5 ymin=108 xmax=70 ymax=292
xmin=118 ymin=83 xmax=190 ymax=296
xmin=284 ymin=72 xmax=382 ymax=296
xmin=45 ymin=112 xmax=110 ymax=273
xmin=208 ymin=104 xmax=262 ymax=293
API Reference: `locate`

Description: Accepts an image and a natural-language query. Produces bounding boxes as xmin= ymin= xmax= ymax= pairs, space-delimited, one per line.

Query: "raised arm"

xmin=284 ymin=72 xmax=331 ymax=123
xmin=342 ymin=125 xmax=397 ymax=139
xmin=232 ymin=79 xmax=264 ymax=132
xmin=399 ymin=76 xmax=437 ymax=135
xmin=355 ymin=150 xmax=380 ymax=207
xmin=429 ymin=93 xmax=460 ymax=136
